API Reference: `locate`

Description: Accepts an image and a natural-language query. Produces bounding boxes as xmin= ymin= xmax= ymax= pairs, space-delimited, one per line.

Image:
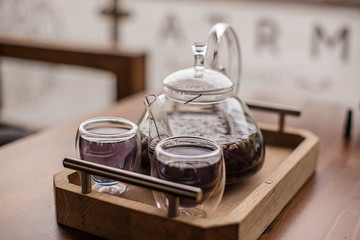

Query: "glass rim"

xmin=155 ymin=136 xmax=221 ymax=160
xmin=78 ymin=117 xmax=138 ymax=142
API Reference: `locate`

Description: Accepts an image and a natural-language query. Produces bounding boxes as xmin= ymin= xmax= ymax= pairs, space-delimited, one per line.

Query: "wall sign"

xmin=121 ymin=0 xmax=360 ymax=107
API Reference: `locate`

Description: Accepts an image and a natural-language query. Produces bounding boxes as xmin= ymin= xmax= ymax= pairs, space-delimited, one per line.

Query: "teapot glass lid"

xmin=163 ymin=43 xmax=234 ymax=104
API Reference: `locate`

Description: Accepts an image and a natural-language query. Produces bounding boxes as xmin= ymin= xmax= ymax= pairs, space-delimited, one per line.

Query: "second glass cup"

xmin=75 ymin=117 xmax=141 ymax=194
xmin=151 ymin=136 xmax=225 ymax=217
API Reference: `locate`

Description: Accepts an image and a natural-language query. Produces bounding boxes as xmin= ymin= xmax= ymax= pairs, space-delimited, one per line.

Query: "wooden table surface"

xmin=0 ymin=92 xmax=359 ymax=240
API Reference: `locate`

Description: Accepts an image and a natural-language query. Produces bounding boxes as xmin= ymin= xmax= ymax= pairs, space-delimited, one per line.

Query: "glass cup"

xmin=75 ymin=117 xmax=141 ymax=195
xmin=151 ymin=136 xmax=225 ymax=217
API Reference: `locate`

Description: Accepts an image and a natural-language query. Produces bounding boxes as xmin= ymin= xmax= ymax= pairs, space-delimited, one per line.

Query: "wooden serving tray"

xmin=54 ymin=124 xmax=319 ymax=240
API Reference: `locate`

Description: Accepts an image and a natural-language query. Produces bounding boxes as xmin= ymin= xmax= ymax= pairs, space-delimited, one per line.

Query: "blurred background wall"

xmin=0 ymin=0 xmax=359 ymax=130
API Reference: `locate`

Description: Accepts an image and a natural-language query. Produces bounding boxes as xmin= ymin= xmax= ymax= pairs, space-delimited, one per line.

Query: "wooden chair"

xmin=0 ymin=36 xmax=146 ymax=145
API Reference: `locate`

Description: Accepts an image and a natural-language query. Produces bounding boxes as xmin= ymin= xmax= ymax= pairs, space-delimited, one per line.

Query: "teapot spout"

xmin=143 ymin=94 xmax=173 ymax=157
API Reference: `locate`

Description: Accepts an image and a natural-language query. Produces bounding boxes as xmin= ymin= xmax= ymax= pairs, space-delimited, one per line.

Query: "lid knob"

xmin=191 ymin=42 xmax=207 ymax=78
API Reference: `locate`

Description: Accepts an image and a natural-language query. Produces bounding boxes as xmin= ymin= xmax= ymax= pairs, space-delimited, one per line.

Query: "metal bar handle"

xmin=63 ymin=156 xmax=203 ymax=217
xmin=246 ymin=100 xmax=301 ymax=132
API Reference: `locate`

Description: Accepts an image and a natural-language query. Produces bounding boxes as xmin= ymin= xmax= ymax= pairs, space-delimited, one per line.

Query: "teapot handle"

xmin=206 ymin=23 xmax=241 ymax=95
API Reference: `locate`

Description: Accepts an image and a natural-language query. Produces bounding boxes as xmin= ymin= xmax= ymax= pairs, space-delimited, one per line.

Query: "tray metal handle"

xmin=247 ymin=100 xmax=301 ymax=132
xmin=63 ymin=156 xmax=203 ymax=218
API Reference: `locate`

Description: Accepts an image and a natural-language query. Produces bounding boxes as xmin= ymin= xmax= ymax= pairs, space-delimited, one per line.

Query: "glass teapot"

xmin=138 ymin=23 xmax=265 ymax=185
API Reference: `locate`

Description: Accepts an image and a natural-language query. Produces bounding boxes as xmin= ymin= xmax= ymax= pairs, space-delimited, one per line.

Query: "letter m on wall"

xmin=311 ymin=25 xmax=350 ymax=61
